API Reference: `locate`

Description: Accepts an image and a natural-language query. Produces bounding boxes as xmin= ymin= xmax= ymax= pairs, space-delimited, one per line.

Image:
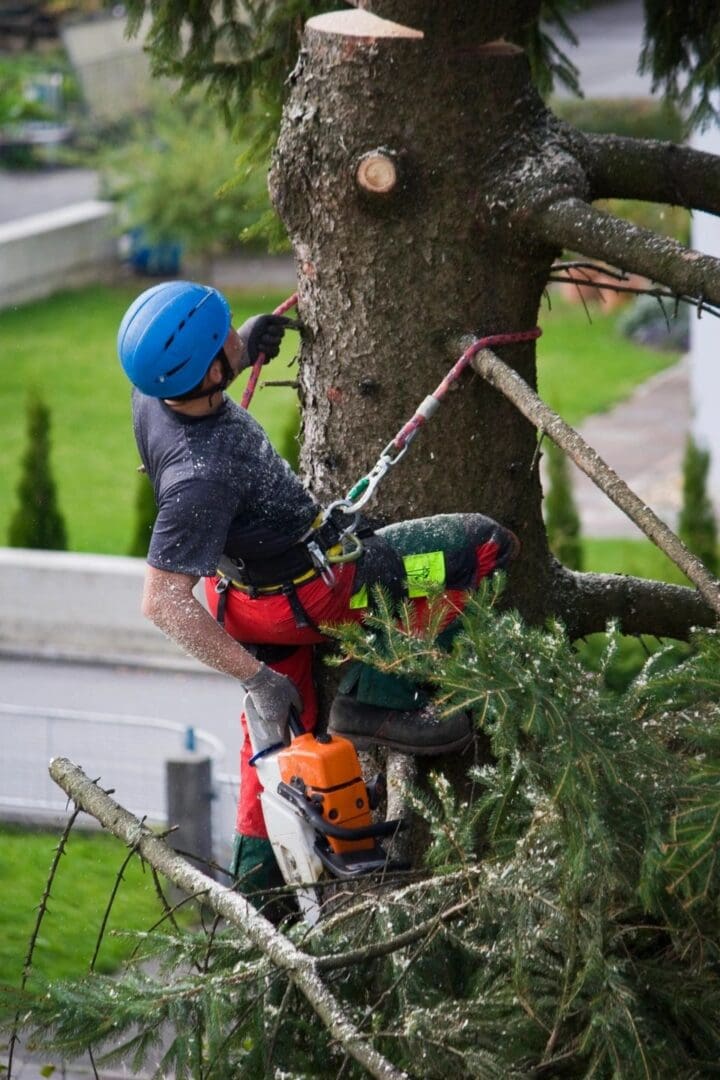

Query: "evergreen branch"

xmin=202 ymin=985 xmax=275 ymax=1080
xmin=530 ymin=196 xmax=720 ymax=307
xmin=87 ymin=1045 xmax=100 ymax=1080
xmin=202 ymin=913 xmax=223 ymax=975
xmin=367 ymin=921 xmax=443 ymax=1019
xmin=580 ymin=133 xmax=720 ymax=214
xmin=315 ymin=898 xmax=473 ymax=971
xmin=264 ymin=978 xmax=294 ymax=1075
xmin=90 ymin=840 xmax=143 ymax=973
xmin=48 ymin=757 xmax=408 ymax=1080
xmin=7 ymin=804 xmax=81 ymax=1080
xmin=468 ymin=345 xmax=720 ymax=620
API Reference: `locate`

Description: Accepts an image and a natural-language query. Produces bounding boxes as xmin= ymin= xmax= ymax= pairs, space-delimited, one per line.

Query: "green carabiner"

xmin=346 ymin=476 xmax=370 ymax=503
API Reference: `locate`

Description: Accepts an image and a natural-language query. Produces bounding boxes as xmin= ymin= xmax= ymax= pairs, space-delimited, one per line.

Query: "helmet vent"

xmin=164 ymin=333 xmax=175 ymax=351
xmin=163 ymin=357 xmax=191 ymax=378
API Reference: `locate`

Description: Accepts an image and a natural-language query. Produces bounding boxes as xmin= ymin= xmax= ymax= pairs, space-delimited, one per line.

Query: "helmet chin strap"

xmin=164 ymin=349 xmax=234 ymax=405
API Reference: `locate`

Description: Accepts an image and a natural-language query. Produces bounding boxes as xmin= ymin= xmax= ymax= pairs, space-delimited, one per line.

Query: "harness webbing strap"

xmin=282 ymin=582 xmax=321 ymax=633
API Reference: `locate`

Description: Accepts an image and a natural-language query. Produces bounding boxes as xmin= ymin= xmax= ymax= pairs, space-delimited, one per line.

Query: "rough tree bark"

xmin=269 ymin=1 xmax=720 ymax=639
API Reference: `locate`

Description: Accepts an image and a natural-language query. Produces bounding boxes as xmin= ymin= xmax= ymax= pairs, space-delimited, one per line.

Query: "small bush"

xmin=8 ymin=393 xmax=67 ymax=550
xmin=679 ymin=437 xmax=718 ymax=574
xmin=616 ymin=292 xmax=689 ymax=350
xmin=543 ymin=440 xmax=583 ymax=570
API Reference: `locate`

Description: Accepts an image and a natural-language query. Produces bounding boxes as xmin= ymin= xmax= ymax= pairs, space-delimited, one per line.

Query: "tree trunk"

xmin=270 ymin=6 xmax=563 ymax=627
xmin=269 ymin=4 xmax=719 ymax=642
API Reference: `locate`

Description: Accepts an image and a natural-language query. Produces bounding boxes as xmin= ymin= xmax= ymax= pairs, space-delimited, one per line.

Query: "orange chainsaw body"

xmin=277 ymin=732 xmax=374 ymax=855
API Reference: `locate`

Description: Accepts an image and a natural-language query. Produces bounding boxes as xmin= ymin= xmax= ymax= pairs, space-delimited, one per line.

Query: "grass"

xmin=0 ymin=283 xmax=299 ymax=555
xmin=583 ymin=537 xmax=691 ymax=586
xmin=575 ymin=537 xmax=693 ymax=690
xmin=536 ymin=293 xmax=679 ymax=424
xmin=0 ymin=824 xmax=195 ymax=986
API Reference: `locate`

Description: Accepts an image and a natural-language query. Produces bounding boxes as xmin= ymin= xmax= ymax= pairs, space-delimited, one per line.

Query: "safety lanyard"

xmin=240 ymin=294 xmax=541 ymax=526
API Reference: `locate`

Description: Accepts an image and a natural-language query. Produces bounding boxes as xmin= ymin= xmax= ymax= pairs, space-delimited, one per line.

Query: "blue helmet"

xmin=117 ymin=281 xmax=232 ymax=398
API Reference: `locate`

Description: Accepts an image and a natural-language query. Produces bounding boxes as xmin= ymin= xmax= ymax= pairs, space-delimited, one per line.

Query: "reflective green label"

xmin=403 ymin=551 xmax=446 ymax=597
xmin=349 ymin=585 xmax=369 ymax=609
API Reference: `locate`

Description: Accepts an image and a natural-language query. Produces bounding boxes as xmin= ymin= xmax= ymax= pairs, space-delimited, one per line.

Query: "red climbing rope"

xmin=240 ymin=292 xmax=299 ymax=410
xmin=391 ymin=327 xmax=542 ymax=451
xmin=239 ymin=291 xmax=541 ymax=521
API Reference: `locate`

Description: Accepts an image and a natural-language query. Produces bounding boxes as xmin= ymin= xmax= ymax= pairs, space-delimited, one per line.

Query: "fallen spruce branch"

xmin=48 ymin=757 xmax=408 ymax=1080
xmin=470 ymin=347 xmax=720 ymax=618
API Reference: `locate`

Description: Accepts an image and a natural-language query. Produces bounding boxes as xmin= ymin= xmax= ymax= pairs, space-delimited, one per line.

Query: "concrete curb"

xmin=0 ymin=547 xmax=208 ymax=672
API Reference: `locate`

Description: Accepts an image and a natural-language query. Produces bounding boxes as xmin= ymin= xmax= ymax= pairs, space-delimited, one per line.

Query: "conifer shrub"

xmin=8 ymin=394 xmax=67 ymax=550
xmin=543 ymin=440 xmax=583 ymax=570
xmin=678 ymin=436 xmax=718 ymax=574
xmin=4 ymin=583 xmax=720 ymax=1077
xmin=127 ymin=469 xmax=157 ymax=558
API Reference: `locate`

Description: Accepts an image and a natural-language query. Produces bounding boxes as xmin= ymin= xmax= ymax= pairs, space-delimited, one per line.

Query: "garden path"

xmin=571 ymin=356 xmax=693 ymax=538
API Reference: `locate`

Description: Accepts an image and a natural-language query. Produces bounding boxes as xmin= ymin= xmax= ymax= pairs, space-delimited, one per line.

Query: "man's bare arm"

xmin=142 ymin=565 xmax=262 ymax=682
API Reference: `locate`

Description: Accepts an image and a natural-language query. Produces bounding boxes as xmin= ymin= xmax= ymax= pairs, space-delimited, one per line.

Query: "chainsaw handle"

xmin=278 ymin=782 xmax=405 ymax=841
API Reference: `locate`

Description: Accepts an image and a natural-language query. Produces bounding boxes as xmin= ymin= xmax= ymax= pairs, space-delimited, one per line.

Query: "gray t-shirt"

xmin=132 ymin=390 xmax=318 ymax=576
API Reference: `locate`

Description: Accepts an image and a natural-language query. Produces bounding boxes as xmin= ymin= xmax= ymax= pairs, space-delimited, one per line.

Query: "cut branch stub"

xmin=355 ymin=148 xmax=400 ymax=195
xmin=307 ymin=9 xmax=424 ymax=40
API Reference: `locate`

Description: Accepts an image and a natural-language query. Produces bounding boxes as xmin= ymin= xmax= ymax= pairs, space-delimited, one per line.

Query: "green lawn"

xmin=0 ymin=284 xmax=678 ymax=556
xmin=583 ymin=537 xmax=690 ymax=586
xmin=0 ymin=824 xmax=194 ymax=986
xmin=0 ymin=284 xmax=299 ymax=555
xmin=537 ymin=294 xmax=679 ymax=425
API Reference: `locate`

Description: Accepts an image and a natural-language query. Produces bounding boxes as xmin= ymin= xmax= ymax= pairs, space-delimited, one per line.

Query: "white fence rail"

xmin=0 ymin=704 xmax=239 ymax=868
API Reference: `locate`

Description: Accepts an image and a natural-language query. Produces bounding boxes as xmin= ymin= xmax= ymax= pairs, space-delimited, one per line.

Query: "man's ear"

xmin=205 ymin=357 xmax=223 ymax=385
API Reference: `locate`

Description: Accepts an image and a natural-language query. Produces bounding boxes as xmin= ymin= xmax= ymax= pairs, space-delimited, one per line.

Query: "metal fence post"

xmin=165 ymin=735 xmax=214 ymax=879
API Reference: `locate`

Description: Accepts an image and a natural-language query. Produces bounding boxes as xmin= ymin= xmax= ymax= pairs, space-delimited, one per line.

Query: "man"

xmin=118 ymin=280 xmax=519 ymax=894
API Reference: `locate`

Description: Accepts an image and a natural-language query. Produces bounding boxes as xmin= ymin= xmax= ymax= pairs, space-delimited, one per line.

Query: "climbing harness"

xmin=230 ymin=295 xmax=541 ymax=626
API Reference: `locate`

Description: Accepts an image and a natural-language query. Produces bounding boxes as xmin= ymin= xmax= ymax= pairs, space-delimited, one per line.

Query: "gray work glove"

xmin=244 ymin=664 xmax=302 ymax=736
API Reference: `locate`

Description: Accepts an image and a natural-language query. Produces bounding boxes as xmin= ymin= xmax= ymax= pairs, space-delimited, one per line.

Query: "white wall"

xmin=0 ymin=201 xmax=117 ymax=310
xmin=62 ymin=13 xmax=175 ymax=121
xmin=690 ymin=120 xmax=720 ymax=504
xmin=0 ymin=548 xmax=206 ymax=670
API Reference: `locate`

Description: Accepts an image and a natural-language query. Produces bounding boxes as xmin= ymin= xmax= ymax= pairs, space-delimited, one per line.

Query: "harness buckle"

xmin=215 ymin=575 xmax=231 ymax=595
xmin=306 ymin=539 xmax=336 ymax=588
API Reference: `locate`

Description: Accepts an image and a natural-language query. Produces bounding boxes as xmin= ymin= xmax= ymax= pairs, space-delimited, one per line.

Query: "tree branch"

xmin=548 ymin=262 xmax=720 ymax=319
xmin=551 ymin=563 xmax=716 ymax=639
xmin=469 ymin=346 xmax=720 ymax=620
xmin=580 ymin=133 xmax=720 ymax=214
xmin=531 ymin=197 xmax=720 ymax=308
xmin=48 ymin=758 xmax=407 ymax=1080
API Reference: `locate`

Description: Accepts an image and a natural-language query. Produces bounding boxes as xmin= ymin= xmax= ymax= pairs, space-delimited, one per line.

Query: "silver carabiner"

xmin=306 ymin=539 xmax=336 ymax=588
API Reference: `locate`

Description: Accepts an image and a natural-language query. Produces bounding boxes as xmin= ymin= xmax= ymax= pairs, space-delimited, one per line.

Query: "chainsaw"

xmin=244 ymin=695 xmax=406 ymax=924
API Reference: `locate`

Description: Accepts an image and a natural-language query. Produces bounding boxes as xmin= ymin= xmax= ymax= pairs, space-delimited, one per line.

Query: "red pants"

xmin=204 ymin=524 xmax=513 ymax=838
